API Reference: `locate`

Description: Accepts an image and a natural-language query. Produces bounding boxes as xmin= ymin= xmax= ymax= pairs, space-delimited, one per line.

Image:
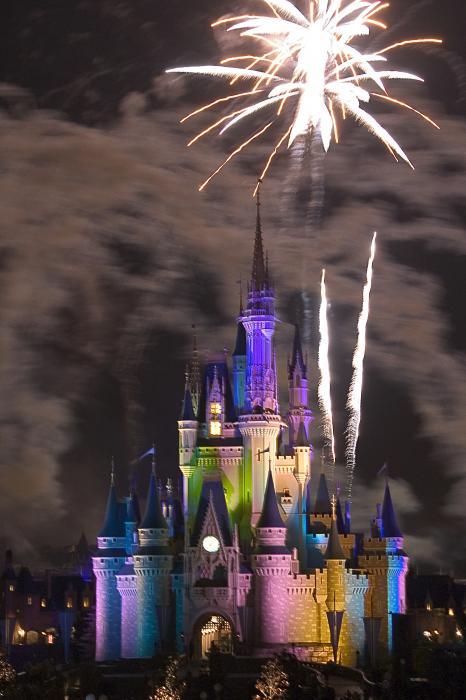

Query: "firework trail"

xmin=345 ymin=232 xmax=377 ymax=502
xmin=167 ymin=0 xmax=441 ymax=192
xmin=318 ymin=269 xmax=336 ymax=477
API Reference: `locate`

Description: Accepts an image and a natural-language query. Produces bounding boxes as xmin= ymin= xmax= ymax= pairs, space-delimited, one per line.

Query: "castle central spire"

xmin=251 ymin=181 xmax=266 ymax=289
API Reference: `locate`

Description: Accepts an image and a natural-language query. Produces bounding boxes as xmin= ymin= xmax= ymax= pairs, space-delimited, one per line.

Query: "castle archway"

xmin=191 ymin=613 xmax=234 ymax=659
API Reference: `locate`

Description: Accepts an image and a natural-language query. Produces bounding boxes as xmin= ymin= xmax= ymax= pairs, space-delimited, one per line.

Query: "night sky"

xmin=1 ymin=1 xmax=465 ymax=573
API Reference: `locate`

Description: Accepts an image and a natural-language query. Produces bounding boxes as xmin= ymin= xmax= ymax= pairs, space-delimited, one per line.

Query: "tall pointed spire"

xmin=99 ymin=460 xmax=125 ymax=537
xmin=314 ymin=472 xmax=332 ymax=514
xmin=325 ymin=495 xmax=346 ymax=560
xmin=140 ymin=451 xmax=167 ymax=530
xmin=251 ymin=180 xmax=266 ymax=289
xmin=181 ymin=366 xmax=196 ymax=421
xmin=256 ymin=466 xmax=284 ymax=528
xmin=288 ymin=324 xmax=307 ymax=379
xmin=295 ymin=418 xmax=308 ymax=446
xmin=189 ymin=324 xmax=201 ymax=415
xmin=381 ymin=481 xmax=402 ymax=538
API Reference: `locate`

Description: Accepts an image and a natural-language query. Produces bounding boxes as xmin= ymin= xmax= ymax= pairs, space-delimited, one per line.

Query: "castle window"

xmin=41 ymin=598 xmax=46 ymax=608
xmin=210 ymin=420 xmax=221 ymax=436
xmin=8 ymin=584 xmax=14 ymax=592
xmin=211 ymin=402 xmax=221 ymax=415
xmin=83 ymin=597 xmax=90 ymax=609
xmin=27 ymin=596 xmax=32 ymax=606
xmin=66 ymin=598 xmax=73 ymax=609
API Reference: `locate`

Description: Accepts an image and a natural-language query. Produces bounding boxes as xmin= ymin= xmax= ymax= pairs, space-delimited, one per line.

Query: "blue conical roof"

xmin=256 ymin=468 xmax=284 ymax=528
xmin=126 ymin=491 xmax=141 ymax=523
xmin=180 ymin=382 xmax=196 ymax=421
xmin=99 ymin=483 xmax=125 ymax=538
xmin=335 ymin=497 xmax=346 ymax=534
xmin=381 ymin=482 xmax=402 ymax=538
xmin=324 ymin=517 xmax=346 ymax=561
xmin=140 ymin=470 xmax=167 ymax=529
xmin=289 ymin=324 xmax=306 ymax=379
xmin=294 ymin=419 xmax=308 ymax=446
xmin=314 ymin=472 xmax=331 ymax=514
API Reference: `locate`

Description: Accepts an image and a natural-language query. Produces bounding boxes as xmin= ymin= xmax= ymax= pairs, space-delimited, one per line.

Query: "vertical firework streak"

xmin=318 ymin=269 xmax=336 ymax=482
xmin=345 ymin=232 xmax=377 ymax=502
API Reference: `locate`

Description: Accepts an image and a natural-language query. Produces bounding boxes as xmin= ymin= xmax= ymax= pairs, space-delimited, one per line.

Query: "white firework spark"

xmin=167 ymin=0 xmax=441 ymax=191
xmin=345 ymin=231 xmax=377 ymax=502
xmin=318 ymin=268 xmax=336 ymax=469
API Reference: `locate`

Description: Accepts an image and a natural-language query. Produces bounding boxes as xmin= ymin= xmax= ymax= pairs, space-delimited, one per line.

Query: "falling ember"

xmin=167 ymin=1 xmax=441 ymax=191
xmin=318 ymin=269 xmax=336 ymax=470
xmin=345 ymin=232 xmax=377 ymax=502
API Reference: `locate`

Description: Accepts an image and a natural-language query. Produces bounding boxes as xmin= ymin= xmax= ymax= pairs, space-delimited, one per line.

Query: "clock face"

xmin=202 ymin=535 xmax=220 ymax=553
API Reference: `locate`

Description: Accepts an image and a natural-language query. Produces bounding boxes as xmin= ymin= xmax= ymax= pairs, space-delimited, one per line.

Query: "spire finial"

xmin=237 ymin=277 xmax=243 ymax=315
xmin=151 ymin=443 xmax=156 ymax=475
xmin=110 ymin=456 xmax=115 ymax=486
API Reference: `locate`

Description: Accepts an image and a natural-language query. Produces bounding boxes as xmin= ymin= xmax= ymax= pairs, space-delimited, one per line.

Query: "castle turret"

xmin=293 ymin=418 xmax=311 ymax=562
xmin=287 ymin=325 xmax=313 ymax=446
xmin=93 ymin=464 xmax=126 ymax=661
xmin=252 ymin=468 xmax=291 ymax=647
xmin=134 ymin=460 xmax=173 ymax=658
xmin=240 ymin=186 xmax=277 ymax=414
xmin=360 ymin=481 xmax=408 ymax=651
xmin=238 ymin=190 xmax=282 ymax=527
xmin=178 ymin=375 xmax=198 ymax=523
xmin=325 ymin=499 xmax=347 ymax=663
xmin=116 ymin=490 xmax=140 ymax=659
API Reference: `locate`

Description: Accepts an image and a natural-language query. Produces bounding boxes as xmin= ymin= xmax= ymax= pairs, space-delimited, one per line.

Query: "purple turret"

xmin=240 ymin=186 xmax=277 ymax=413
xmin=252 ymin=469 xmax=291 ymax=648
xmin=287 ymin=323 xmax=313 ymax=447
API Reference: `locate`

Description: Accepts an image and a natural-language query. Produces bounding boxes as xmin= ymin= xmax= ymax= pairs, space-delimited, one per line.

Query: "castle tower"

xmin=178 ymin=375 xmax=198 ymax=524
xmin=240 ymin=187 xmax=277 ymax=414
xmin=134 ymin=461 xmax=173 ymax=658
xmin=324 ymin=499 xmax=347 ymax=663
xmin=287 ymin=325 xmax=313 ymax=446
xmin=238 ymin=190 xmax=282 ymax=527
xmin=116 ymin=491 xmax=140 ymax=659
xmin=293 ymin=418 xmax=312 ymax=562
xmin=93 ymin=465 xmax=126 ymax=661
xmin=381 ymin=482 xmax=409 ymax=648
xmin=360 ymin=482 xmax=409 ymax=651
xmin=252 ymin=468 xmax=291 ymax=647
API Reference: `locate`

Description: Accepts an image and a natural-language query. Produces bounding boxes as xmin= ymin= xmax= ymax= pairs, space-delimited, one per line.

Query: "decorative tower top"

xmin=324 ymin=496 xmax=346 ymax=561
xmin=381 ymin=482 xmax=402 ymax=538
xmin=180 ymin=367 xmax=197 ymax=422
xmin=314 ymin=472 xmax=332 ymax=515
xmin=288 ymin=324 xmax=307 ymax=381
xmin=240 ymin=184 xmax=278 ymax=413
xmin=99 ymin=461 xmax=125 ymax=539
xmin=256 ymin=467 xmax=285 ymax=529
xmin=139 ymin=456 xmax=168 ymax=531
xmin=251 ymin=182 xmax=267 ymax=290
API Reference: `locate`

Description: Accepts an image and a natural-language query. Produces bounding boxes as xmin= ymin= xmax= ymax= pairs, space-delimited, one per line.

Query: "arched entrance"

xmin=193 ymin=614 xmax=234 ymax=658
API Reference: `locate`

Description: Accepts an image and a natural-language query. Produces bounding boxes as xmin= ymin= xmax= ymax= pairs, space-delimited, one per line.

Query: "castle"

xmin=93 ymin=199 xmax=408 ymax=664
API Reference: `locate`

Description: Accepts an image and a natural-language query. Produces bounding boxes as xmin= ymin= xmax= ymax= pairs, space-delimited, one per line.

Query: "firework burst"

xmin=318 ymin=269 xmax=336 ymax=472
xmin=167 ymin=0 xmax=441 ymax=191
xmin=345 ymin=231 xmax=377 ymax=502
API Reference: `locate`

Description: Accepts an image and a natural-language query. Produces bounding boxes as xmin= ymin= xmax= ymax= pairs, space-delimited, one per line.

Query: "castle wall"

xmin=117 ymin=574 xmax=138 ymax=658
xmin=94 ymin=561 xmax=123 ymax=661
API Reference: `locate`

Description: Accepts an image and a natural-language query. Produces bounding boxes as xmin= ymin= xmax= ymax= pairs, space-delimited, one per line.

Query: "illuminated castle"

xmin=93 ymin=198 xmax=408 ymax=663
